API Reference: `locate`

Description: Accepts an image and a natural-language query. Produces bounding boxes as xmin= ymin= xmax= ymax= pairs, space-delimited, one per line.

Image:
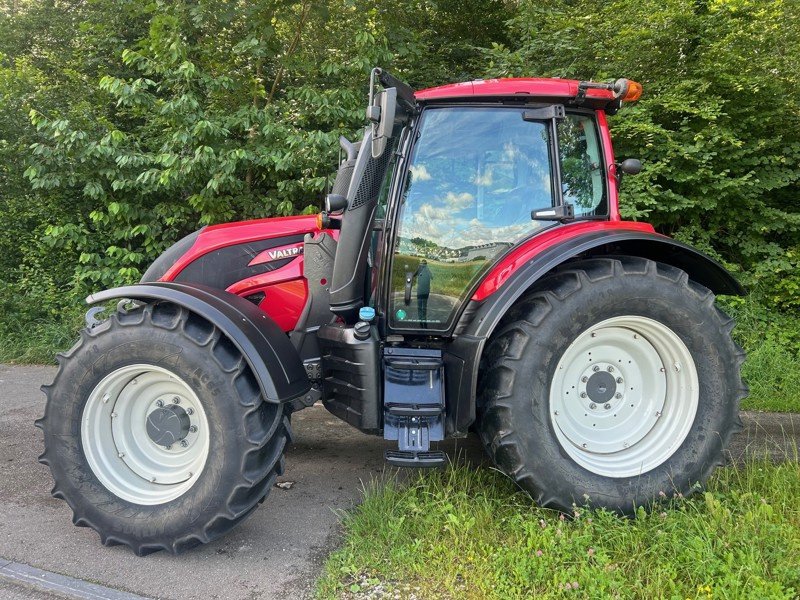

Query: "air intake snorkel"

xmin=328 ymin=68 xmax=414 ymax=323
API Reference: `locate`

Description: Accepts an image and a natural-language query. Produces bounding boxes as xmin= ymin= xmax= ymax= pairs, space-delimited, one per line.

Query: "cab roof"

xmin=416 ymin=77 xmax=616 ymax=105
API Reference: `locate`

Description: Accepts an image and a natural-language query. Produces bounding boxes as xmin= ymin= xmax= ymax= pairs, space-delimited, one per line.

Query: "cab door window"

xmin=389 ymin=106 xmax=555 ymax=331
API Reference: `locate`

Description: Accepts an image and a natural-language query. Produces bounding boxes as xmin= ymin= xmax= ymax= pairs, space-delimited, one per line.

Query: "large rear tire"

xmin=477 ymin=257 xmax=746 ymax=513
xmin=37 ymin=302 xmax=291 ymax=555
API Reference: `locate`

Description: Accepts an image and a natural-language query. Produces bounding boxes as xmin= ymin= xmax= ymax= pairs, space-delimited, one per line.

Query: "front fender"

xmin=87 ymin=282 xmax=310 ymax=404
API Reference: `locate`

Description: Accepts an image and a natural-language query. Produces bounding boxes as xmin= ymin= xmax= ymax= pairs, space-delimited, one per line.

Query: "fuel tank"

xmin=141 ymin=215 xmax=334 ymax=332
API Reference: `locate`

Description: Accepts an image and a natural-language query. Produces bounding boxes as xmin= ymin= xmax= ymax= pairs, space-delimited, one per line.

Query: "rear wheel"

xmin=37 ymin=302 xmax=291 ymax=554
xmin=477 ymin=257 xmax=746 ymax=513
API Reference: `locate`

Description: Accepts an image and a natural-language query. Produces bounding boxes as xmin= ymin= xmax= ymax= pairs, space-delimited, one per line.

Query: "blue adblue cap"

xmin=358 ymin=306 xmax=376 ymax=322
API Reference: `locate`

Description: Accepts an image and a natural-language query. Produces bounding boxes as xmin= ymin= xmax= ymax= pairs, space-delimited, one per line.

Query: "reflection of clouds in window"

xmin=503 ymin=142 xmax=520 ymax=162
xmin=472 ymin=168 xmax=493 ymax=187
xmin=444 ymin=192 xmax=474 ymax=210
xmin=410 ymin=164 xmax=431 ymax=181
xmin=540 ymin=172 xmax=551 ymax=194
xmin=400 ymin=107 xmax=553 ymax=251
xmin=406 ymin=211 xmax=534 ymax=249
xmin=418 ymin=203 xmax=450 ymax=221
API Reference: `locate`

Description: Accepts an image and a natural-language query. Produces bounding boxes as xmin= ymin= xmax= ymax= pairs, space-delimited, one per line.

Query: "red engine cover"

xmin=159 ymin=215 xmax=336 ymax=332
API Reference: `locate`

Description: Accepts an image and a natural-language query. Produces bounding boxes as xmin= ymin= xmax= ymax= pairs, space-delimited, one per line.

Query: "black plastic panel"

xmin=140 ymin=228 xmax=204 ymax=282
xmin=174 ymin=235 xmax=304 ymax=290
xmin=317 ymin=323 xmax=381 ymax=432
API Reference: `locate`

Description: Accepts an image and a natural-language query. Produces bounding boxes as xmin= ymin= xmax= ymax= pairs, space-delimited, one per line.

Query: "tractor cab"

xmin=315 ymin=69 xmax=647 ymax=466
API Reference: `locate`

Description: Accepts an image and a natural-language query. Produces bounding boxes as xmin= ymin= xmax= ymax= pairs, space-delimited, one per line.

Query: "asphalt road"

xmin=1 ymin=364 xmax=798 ymax=599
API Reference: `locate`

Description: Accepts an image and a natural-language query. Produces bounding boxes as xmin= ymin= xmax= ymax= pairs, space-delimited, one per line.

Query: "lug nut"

xmin=592 ymin=365 xmax=600 ymax=372
xmin=172 ymin=396 xmax=181 ymax=404
xmin=607 ymin=366 xmax=614 ymax=373
xmin=580 ymin=392 xmax=588 ymax=398
xmin=156 ymin=399 xmax=164 ymax=408
xmin=189 ymin=425 xmax=197 ymax=433
xmin=165 ymin=445 xmax=172 ymax=450
xmin=589 ymin=403 xmax=596 ymax=410
xmin=615 ymin=392 xmax=622 ymax=399
xmin=180 ymin=440 xmax=189 ymax=448
xmin=581 ymin=376 xmax=588 ymax=383
xmin=186 ymin=408 xmax=194 ymax=415
xmin=616 ymin=377 xmax=623 ymax=384
xmin=604 ymin=403 xmax=611 ymax=410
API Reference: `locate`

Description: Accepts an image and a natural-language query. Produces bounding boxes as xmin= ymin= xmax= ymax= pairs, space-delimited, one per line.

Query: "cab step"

xmin=384 ymin=450 xmax=447 ymax=468
xmin=382 ymin=347 xmax=446 ymax=468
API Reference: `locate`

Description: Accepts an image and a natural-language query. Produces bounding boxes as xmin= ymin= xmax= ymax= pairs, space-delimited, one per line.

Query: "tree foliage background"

xmin=0 ymin=0 xmax=798 ymax=349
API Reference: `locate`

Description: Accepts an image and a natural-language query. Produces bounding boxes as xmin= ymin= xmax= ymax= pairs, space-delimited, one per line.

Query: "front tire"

xmin=477 ymin=257 xmax=746 ymax=513
xmin=37 ymin=302 xmax=291 ymax=554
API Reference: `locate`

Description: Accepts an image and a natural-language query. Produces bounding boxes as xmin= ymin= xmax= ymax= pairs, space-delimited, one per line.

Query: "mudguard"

xmin=86 ymin=282 xmax=310 ymax=404
xmin=444 ymin=230 xmax=745 ymax=436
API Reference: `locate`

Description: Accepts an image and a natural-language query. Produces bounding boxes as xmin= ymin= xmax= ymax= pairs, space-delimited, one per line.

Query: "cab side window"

xmin=559 ymin=114 xmax=606 ymax=217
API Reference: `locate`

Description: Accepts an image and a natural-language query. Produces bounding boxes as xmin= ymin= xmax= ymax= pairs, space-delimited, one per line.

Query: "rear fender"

xmin=87 ymin=282 xmax=311 ymax=404
xmin=444 ymin=231 xmax=744 ymax=436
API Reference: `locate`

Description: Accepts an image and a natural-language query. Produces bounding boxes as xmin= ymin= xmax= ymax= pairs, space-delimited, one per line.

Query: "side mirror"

xmin=619 ymin=158 xmax=642 ymax=176
xmin=368 ymin=87 xmax=397 ymax=159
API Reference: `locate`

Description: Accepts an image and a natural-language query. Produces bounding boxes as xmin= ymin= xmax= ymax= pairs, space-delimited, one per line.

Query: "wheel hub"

xmin=585 ymin=370 xmax=617 ymax=403
xmin=146 ymin=404 xmax=190 ymax=447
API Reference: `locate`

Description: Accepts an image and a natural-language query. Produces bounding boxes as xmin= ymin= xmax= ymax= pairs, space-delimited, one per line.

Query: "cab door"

xmin=384 ymin=106 xmax=606 ymax=333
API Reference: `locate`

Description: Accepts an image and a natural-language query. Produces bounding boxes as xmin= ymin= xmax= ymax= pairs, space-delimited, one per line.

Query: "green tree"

xmin=485 ymin=0 xmax=800 ymax=307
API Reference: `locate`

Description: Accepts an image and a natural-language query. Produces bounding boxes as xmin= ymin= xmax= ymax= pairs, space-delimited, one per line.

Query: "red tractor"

xmin=37 ymin=69 xmax=746 ymax=555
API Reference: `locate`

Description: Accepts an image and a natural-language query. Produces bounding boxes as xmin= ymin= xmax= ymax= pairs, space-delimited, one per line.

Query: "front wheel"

xmin=37 ymin=302 xmax=291 ymax=555
xmin=477 ymin=257 xmax=746 ymax=513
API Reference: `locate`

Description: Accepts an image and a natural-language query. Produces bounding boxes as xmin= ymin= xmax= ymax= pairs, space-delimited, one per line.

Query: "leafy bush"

xmin=485 ymin=0 xmax=800 ymax=309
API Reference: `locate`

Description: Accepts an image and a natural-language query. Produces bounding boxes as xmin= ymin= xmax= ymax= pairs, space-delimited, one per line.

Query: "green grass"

xmin=720 ymin=296 xmax=800 ymax=413
xmin=317 ymin=457 xmax=800 ymax=599
xmin=0 ymin=293 xmax=82 ymax=364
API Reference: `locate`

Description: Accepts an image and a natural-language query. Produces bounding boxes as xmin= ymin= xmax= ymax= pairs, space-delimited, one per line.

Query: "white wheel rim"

xmin=81 ymin=364 xmax=210 ymax=505
xmin=549 ymin=316 xmax=699 ymax=478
